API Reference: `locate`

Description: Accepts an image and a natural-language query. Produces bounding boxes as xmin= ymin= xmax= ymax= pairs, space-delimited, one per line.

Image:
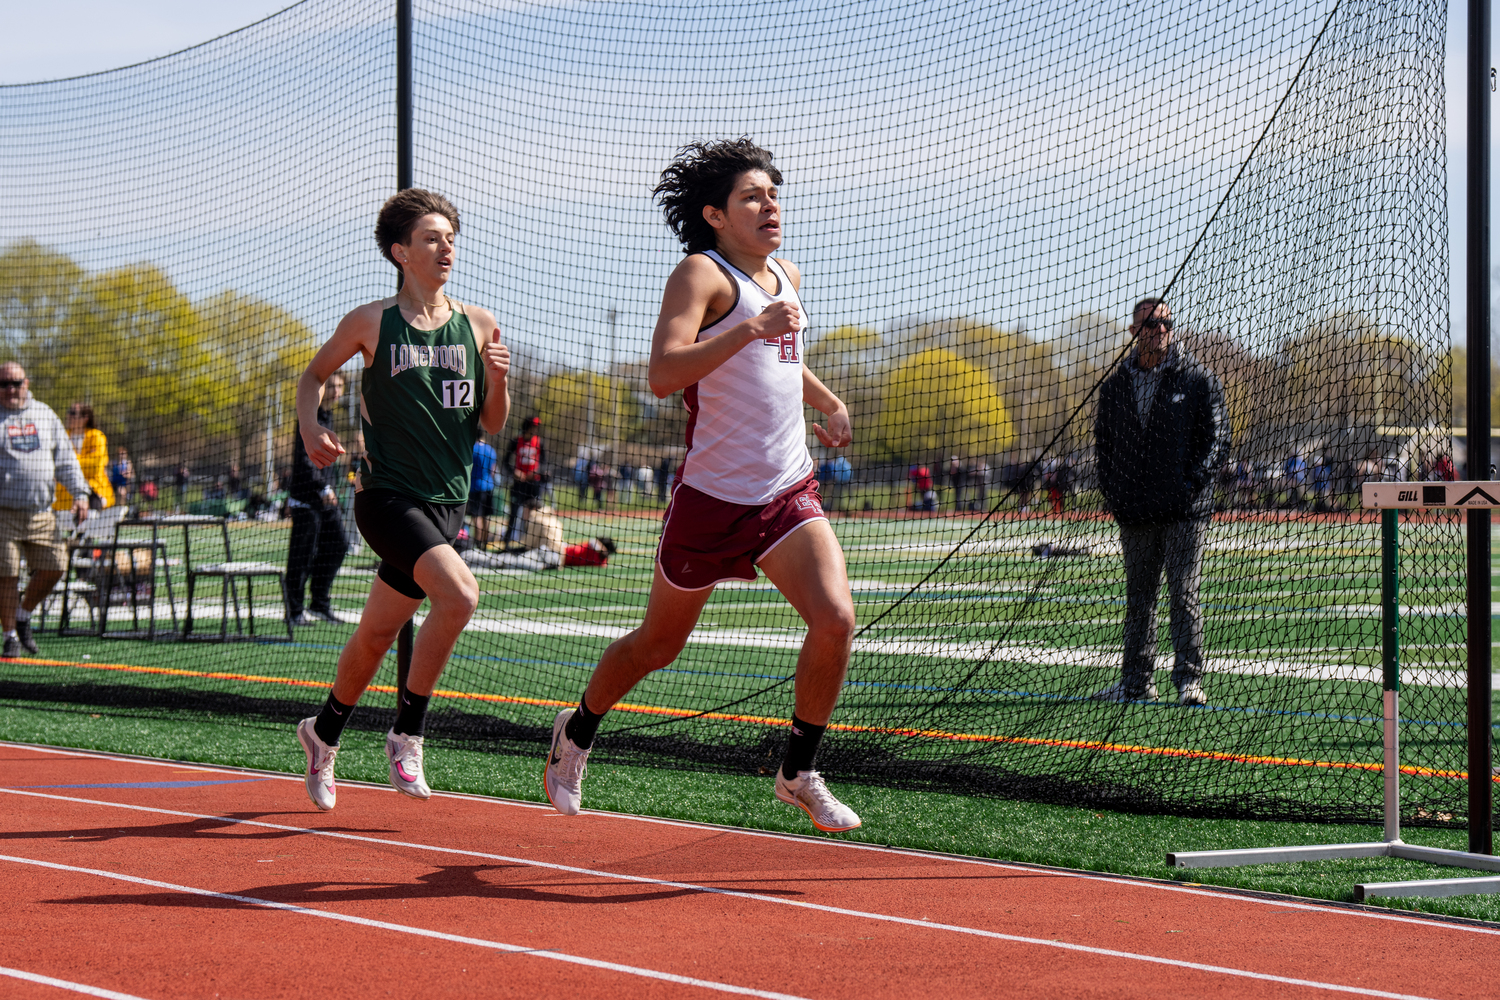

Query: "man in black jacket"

xmin=1092 ymin=299 xmax=1227 ymax=705
xmin=286 ymin=373 xmax=350 ymax=625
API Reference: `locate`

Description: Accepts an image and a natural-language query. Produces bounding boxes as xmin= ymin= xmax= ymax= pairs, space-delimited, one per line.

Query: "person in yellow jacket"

xmin=55 ymin=404 xmax=113 ymax=511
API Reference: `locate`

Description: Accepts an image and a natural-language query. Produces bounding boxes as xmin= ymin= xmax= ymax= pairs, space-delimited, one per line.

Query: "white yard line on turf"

xmin=0 ymin=965 xmax=152 ymax=1000
xmin=0 ymin=855 xmax=808 ymax=1000
xmin=5 ymin=746 xmax=1496 ymax=938
xmin=0 ymin=852 xmax=1447 ymax=1000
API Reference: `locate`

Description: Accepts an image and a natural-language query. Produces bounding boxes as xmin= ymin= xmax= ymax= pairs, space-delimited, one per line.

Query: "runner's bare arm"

xmin=297 ymin=300 xmax=383 ymax=469
xmin=803 ymin=368 xmax=852 ymax=448
xmin=471 ymin=306 xmax=511 ymax=435
xmin=648 ymin=254 xmax=802 ymax=398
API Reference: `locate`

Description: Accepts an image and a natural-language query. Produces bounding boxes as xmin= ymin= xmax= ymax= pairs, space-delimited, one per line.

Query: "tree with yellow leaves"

xmin=875 ymin=347 xmax=1014 ymax=462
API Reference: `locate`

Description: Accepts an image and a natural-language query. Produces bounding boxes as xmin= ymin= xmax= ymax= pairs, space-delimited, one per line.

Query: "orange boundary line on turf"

xmin=17 ymin=655 xmax=1495 ymax=783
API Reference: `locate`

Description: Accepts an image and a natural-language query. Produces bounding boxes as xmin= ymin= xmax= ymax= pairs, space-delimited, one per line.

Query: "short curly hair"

xmin=374 ymin=188 xmax=461 ymax=287
xmin=653 ymin=139 xmax=782 ymax=253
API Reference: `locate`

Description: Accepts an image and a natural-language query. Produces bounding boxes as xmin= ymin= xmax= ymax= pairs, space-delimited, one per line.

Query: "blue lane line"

xmin=14 ymin=779 xmax=268 ymax=790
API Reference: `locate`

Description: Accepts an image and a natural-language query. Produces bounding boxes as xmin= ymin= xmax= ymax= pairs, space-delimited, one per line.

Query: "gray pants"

xmin=1118 ymin=519 xmax=1206 ymax=692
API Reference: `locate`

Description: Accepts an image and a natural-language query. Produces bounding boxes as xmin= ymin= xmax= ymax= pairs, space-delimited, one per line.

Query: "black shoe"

xmin=2 ymin=635 xmax=20 ymax=658
xmin=15 ymin=618 xmax=37 ymax=654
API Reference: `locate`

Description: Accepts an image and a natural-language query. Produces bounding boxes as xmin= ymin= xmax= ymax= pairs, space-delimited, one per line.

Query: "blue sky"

xmin=0 ymin=0 xmax=1486 ymax=362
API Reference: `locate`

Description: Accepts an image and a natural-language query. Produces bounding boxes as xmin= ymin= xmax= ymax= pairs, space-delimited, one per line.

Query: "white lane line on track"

xmin=3 ymin=750 xmax=1496 ymax=937
xmin=0 ymin=855 xmax=808 ymax=1000
xmin=0 ymin=965 xmax=151 ymax=1000
xmin=0 ymin=793 xmax=1464 ymax=999
xmin=0 ymin=851 xmax=1445 ymax=1000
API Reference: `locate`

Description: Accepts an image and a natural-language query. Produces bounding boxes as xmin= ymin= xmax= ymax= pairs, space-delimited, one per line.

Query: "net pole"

xmin=395 ymin=0 xmax=416 ymax=687
xmin=1467 ymin=0 xmax=1494 ymax=857
xmin=396 ymin=0 xmax=413 ymax=191
xmin=1383 ymin=508 xmax=1401 ymax=843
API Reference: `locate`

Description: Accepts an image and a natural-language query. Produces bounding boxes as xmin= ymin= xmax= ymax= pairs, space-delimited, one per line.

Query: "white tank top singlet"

xmin=678 ymin=250 xmax=814 ymax=505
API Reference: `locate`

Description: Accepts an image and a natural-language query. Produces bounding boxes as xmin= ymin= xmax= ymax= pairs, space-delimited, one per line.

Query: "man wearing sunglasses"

xmin=1092 ymin=299 xmax=1227 ymax=706
xmin=0 ymin=363 xmax=91 ymax=659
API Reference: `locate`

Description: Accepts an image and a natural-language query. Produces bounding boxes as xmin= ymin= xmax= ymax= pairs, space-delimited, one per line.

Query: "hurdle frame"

xmin=1167 ymin=482 xmax=1500 ymax=901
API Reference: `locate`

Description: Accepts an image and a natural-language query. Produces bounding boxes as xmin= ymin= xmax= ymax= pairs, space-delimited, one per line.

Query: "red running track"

xmin=0 ymin=741 xmax=1495 ymax=999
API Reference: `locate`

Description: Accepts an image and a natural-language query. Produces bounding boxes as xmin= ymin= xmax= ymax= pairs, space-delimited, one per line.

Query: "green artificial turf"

xmin=4 ymin=697 xmax=1498 ymax=926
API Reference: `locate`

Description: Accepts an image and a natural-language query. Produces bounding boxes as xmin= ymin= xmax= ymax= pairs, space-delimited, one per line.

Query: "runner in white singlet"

xmin=543 ymin=139 xmax=863 ymax=832
xmin=679 ymin=250 xmax=813 ymax=504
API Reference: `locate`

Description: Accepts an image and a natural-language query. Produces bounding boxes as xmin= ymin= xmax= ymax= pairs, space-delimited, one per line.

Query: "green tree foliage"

xmin=536 ymin=369 xmax=638 ymax=460
xmin=0 ymin=241 xmax=317 ymax=475
xmin=875 ymin=347 xmax=1014 ymax=462
xmin=198 ymin=290 xmax=318 ymax=467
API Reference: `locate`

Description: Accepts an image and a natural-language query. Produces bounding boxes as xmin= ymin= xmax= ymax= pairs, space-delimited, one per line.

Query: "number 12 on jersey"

xmin=441 ymin=379 xmax=474 ymax=409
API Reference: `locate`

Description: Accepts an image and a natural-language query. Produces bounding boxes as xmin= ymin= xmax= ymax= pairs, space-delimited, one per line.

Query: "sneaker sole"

xmin=542 ymin=709 xmax=579 ymax=816
xmin=296 ymin=720 xmax=335 ymax=812
xmin=775 ymin=786 xmax=861 ymax=833
xmin=386 ymin=748 xmax=431 ymax=801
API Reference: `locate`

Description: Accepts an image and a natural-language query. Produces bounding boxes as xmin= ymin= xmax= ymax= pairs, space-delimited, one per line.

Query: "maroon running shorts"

xmin=657 ymin=474 xmax=827 ymax=590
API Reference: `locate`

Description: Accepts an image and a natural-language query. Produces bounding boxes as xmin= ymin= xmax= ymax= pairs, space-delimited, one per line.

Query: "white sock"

xmin=3 ymin=629 xmax=15 ymax=639
xmin=15 ymin=607 xmax=29 ymax=623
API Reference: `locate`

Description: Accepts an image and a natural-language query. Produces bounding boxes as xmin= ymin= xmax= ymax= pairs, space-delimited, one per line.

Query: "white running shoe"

xmin=385 ymin=730 xmax=431 ymax=800
xmin=1176 ymin=679 xmax=1207 ymax=706
xmin=543 ymin=709 xmax=590 ymax=816
xmin=1090 ymin=680 xmax=1158 ymax=702
xmin=296 ymin=717 xmax=338 ymax=812
xmin=775 ymin=770 xmax=862 ymax=832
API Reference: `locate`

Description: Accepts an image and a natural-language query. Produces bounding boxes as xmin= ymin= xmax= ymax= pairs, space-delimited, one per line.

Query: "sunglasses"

xmin=1138 ymin=318 xmax=1173 ymax=333
xmin=0 ymin=380 xmax=24 ymax=389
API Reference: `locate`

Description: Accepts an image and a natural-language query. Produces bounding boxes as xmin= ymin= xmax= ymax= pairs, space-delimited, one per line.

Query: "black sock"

xmin=781 ymin=715 xmax=827 ymax=780
xmin=393 ymin=688 xmax=431 ymax=737
xmin=563 ymin=694 xmax=606 ymax=750
xmin=313 ymin=693 xmax=355 ymax=746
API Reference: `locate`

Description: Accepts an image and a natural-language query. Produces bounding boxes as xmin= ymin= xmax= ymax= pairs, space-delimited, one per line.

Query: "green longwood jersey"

xmin=358 ymin=301 xmax=484 ymax=503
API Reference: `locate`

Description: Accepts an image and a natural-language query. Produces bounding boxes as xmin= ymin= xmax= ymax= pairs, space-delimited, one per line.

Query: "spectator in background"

xmin=227 ymin=460 xmax=243 ymax=500
xmin=1310 ymin=456 xmax=1334 ymax=512
xmin=1048 ymin=455 xmax=1074 ymax=515
xmin=565 ymin=536 xmax=617 ymax=567
xmin=109 ymin=446 xmax=134 ymax=508
xmin=656 ymin=452 xmax=672 ymax=505
xmin=1092 ymin=298 xmax=1227 ymax=707
xmin=908 ymin=463 xmax=936 ymax=512
xmin=1434 ymin=452 xmax=1457 ymax=481
xmin=0 ymin=363 xmax=91 ymax=658
xmin=57 ymin=403 xmax=113 ymax=513
xmin=969 ymin=458 xmax=989 ymax=511
xmin=1283 ymin=451 xmax=1307 ymax=509
xmin=504 ymin=416 xmax=545 ymax=543
xmin=947 ymin=455 xmax=965 ymax=512
xmin=588 ymin=458 xmax=608 ymax=509
xmin=174 ymin=463 xmax=189 ymax=512
xmin=286 ymin=373 xmax=350 ymax=625
xmin=825 ymin=453 xmax=851 ymax=514
xmin=575 ymin=447 xmax=590 ymax=501
xmin=469 ymin=431 xmax=498 ymax=549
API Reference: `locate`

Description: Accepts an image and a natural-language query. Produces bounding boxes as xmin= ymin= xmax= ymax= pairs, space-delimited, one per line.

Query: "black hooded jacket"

xmin=1094 ymin=345 xmax=1228 ymax=525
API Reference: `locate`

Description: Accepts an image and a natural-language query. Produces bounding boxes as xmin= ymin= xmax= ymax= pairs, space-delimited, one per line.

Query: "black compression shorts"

xmin=354 ymin=489 xmax=465 ymax=599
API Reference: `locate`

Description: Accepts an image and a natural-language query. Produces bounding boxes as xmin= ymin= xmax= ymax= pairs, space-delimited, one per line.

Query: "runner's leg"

xmin=582 ymin=564 xmax=714 ymax=714
xmin=404 ymin=543 xmax=480 ymax=696
xmin=330 ymin=576 xmax=424 ymax=704
xmin=756 ymin=519 xmax=856 ymax=727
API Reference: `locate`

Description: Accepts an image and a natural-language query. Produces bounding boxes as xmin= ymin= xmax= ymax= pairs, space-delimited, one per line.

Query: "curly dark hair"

xmin=374 ymin=188 xmax=461 ymax=288
xmin=653 ymin=138 xmax=783 ymax=253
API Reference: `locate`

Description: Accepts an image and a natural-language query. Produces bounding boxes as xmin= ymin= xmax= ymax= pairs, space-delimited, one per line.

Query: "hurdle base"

xmin=1167 ymin=841 xmax=1500 ymax=898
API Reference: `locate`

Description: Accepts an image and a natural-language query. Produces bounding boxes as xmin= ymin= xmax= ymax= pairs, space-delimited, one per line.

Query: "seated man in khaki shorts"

xmin=0 ymin=362 xmax=90 ymax=658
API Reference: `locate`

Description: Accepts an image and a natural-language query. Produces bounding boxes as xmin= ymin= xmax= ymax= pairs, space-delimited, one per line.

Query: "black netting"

xmin=0 ymin=0 xmax=1471 ymax=825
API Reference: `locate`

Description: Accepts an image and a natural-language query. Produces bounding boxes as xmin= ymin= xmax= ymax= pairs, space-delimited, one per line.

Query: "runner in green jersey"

xmin=292 ymin=189 xmax=511 ymax=812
